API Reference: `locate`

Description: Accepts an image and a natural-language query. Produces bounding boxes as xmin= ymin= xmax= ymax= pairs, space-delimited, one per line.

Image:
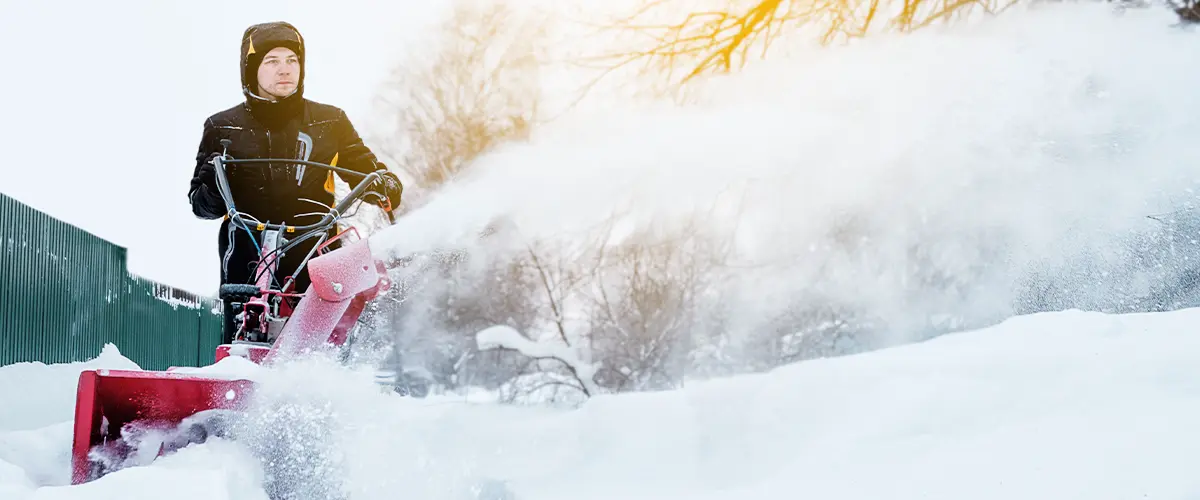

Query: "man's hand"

xmin=376 ymin=171 xmax=403 ymax=212
xmin=188 ymin=151 xmax=227 ymax=220
xmin=197 ymin=152 xmax=220 ymax=188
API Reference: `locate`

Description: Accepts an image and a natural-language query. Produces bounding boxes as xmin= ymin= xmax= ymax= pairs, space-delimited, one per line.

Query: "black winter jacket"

xmin=187 ymin=100 xmax=387 ymax=226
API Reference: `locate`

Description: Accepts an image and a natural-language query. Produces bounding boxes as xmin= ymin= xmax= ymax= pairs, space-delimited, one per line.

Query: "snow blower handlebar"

xmin=212 ymin=138 xmax=395 ymax=232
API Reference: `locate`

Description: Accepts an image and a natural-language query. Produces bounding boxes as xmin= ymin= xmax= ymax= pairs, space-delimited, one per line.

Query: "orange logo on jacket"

xmin=324 ymin=153 xmax=339 ymax=194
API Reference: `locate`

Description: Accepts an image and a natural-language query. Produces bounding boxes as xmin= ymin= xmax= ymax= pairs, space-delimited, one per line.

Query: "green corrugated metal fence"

xmin=0 ymin=192 xmax=224 ymax=370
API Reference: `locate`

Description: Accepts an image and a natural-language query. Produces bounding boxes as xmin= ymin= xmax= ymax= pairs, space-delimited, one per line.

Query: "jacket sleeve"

xmin=334 ymin=109 xmax=388 ymax=190
xmin=188 ymin=118 xmax=226 ymax=219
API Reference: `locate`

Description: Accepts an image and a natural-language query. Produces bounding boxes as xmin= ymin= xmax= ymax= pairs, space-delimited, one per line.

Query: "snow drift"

xmin=4 ymin=307 xmax=1200 ymax=499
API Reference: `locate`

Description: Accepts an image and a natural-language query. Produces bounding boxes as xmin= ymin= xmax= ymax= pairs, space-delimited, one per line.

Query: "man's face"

xmin=256 ymin=47 xmax=300 ymax=100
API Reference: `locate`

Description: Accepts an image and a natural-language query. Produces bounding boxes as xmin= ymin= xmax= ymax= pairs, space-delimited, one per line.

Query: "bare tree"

xmin=583 ymin=214 xmax=736 ymax=392
xmin=463 ymin=205 xmax=742 ymax=402
xmin=475 ymin=222 xmax=612 ymax=402
xmin=374 ymin=0 xmax=546 ymax=211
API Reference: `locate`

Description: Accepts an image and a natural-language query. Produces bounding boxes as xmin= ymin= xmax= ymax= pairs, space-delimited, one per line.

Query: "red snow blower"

xmin=70 ymin=139 xmax=398 ymax=484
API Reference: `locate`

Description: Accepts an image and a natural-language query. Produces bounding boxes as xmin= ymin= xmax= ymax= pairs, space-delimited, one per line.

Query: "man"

xmin=187 ymin=21 xmax=403 ymax=343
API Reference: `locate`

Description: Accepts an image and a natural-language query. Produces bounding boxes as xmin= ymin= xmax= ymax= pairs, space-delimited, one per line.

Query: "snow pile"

xmin=0 ymin=344 xmax=129 ymax=496
xmin=0 ymin=344 xmax=139 ymax=432
xmin=4 ymin=307 xmax=1200 ymax=499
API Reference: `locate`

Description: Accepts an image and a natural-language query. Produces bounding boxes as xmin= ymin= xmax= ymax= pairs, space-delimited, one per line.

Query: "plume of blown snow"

xmin=371 ymin=3 xmax=1200 ymax=351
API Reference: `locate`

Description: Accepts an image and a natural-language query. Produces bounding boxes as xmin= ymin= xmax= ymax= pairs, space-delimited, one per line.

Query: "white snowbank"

xmin=0 ymin=422 xmax=73 ymax=489
xmin=0 ymin=344 xmax=140 ymax=432
xmin=5 ymin=307 xmax=1200 ymax=499
xmin=0 ymin=344 xmax=141 ymax=497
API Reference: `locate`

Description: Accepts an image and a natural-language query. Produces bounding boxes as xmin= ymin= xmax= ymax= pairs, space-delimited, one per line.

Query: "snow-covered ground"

xmin=3 ymin=307 xmax=1200 ymax=499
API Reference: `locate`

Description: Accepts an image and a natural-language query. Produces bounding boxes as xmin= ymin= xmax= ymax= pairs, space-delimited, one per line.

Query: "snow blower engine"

xmin=70 ymin=138 xmax=397 ymax=485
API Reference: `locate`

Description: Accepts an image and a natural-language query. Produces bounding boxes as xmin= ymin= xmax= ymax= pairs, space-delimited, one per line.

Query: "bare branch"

xmin=573 ymin=0 xmax=1026 ymax=92
xmin=374 ymin=0 xmax=543 ymax=210
xmin=525 ymin=243 xmax=573 ymax=347
xmin=489 ymin=346 xmax=590 ymax=397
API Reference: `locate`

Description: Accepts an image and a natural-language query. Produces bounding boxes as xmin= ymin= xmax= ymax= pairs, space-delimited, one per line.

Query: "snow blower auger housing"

xmin=70 ymin=139 xmax=396 ymax=484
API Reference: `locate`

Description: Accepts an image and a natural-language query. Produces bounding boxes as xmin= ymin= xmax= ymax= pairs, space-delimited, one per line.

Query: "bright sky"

xmin=0 ymin=0 xmax=447 ymax=295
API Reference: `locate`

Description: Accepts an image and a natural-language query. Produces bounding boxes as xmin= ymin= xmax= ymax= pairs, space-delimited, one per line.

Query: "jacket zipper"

xmin=266 ymin=129 xmax=275 ymax=187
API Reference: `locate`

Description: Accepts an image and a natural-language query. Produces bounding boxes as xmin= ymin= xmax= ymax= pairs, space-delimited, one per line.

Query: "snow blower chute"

xmin=70 ymin=139 xmax=396 ymax=484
